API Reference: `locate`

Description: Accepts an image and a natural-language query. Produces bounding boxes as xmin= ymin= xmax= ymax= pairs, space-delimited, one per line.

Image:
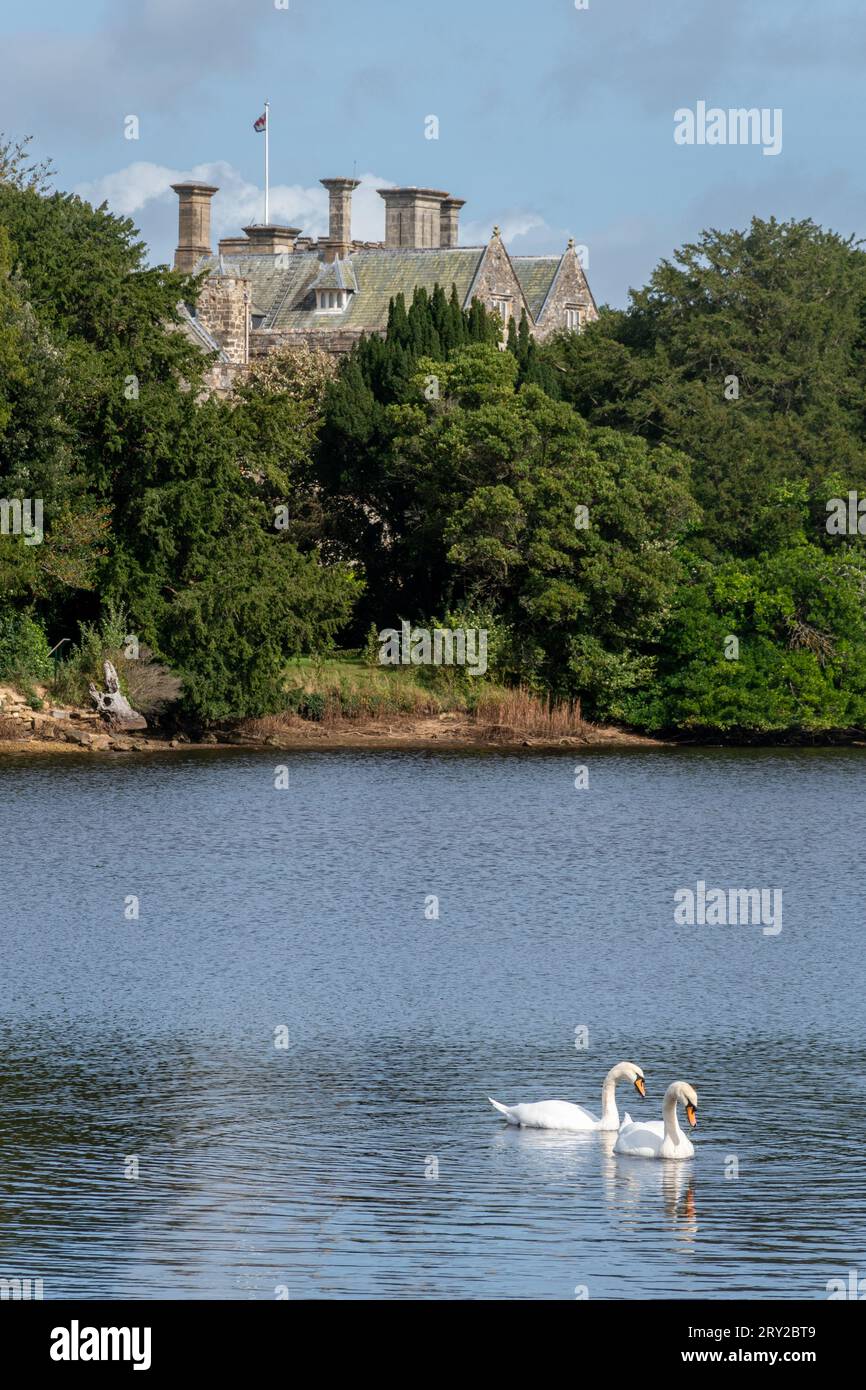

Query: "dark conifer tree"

xmin=517 ymin=309 xmax=532 ymax=365
xmin=387 ymin=292 xmax=409 ymax=345
xmin=448 ymin=284 xmax=466 ymax=346
xmin=430 ymin=283 xmax=449 ymax=345
xmin=467 ymin=298 xmax=489 ymax=341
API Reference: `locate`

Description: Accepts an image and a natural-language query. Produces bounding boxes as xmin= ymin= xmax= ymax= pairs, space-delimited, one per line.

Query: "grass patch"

xmin=282 ymin=652 xmax=448 ymax=721
xmin=239 ymin=652 xmax=590 ymax=743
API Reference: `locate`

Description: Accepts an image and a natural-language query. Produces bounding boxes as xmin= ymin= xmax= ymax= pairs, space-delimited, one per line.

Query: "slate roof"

xmin=198 ymin=246 xmax=486 ymax=334
xmin=198 ymin=252 xmax=302 ymax=321
xmin=309 ymin=258 xmax=358 ymax=293
xmin=511 ymin=256 xmax=562 ymax=319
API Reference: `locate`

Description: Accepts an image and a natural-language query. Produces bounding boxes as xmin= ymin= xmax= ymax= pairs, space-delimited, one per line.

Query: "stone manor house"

xmin=171 ymin=175 xmax=597 ymax=389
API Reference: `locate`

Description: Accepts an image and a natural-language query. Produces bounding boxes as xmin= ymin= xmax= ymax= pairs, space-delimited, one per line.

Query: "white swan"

xmin=488 ymin=1061 xmax=646 ymax=1133
xmin=614 ymin=1080 xmax=698 ymax=1159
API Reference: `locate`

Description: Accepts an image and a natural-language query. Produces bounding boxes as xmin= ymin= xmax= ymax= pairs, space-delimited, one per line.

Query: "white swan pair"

xmin=489 ymin=1063 xmax=699 ymax=1159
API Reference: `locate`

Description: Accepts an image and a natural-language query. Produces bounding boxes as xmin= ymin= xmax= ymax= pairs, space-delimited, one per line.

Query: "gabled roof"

xmin=511 ymin=256 xmax=561 ymax=319
xmin=309 ymin=258 xmax=358 ymax=293
xmin=536 ymin=254 xmax=571 ymax=323
xmin=465 ymin=235 xmax=535 ymax=325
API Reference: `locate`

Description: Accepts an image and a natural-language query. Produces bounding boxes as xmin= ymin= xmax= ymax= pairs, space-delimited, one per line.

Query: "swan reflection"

xmin=601 ymin=1142 xmax=698 ymax=1244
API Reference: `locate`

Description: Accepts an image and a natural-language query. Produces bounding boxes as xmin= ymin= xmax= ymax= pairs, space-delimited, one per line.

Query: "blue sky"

xmin=1 ymin=0 xmax=864 ymax=305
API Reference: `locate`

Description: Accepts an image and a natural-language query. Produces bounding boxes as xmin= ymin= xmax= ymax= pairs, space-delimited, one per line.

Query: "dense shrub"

xmin=0 ymin=610 xmax=52 ymax=682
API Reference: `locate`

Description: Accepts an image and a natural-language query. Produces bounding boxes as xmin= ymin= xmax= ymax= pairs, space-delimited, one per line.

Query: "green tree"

xmin=628 ymin=543 xmax=866 ymax=735
xmin=546 ymin=217 xmax=866 ymax=556
xmin=0 ymin=222 xmax=108 ymax=613
xmin=364 ymin=344 xmax=698 ymax=708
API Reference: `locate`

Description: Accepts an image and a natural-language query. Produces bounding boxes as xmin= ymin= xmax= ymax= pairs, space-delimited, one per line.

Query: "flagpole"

xmin=264 ymin=100 xmax=270 ymax=225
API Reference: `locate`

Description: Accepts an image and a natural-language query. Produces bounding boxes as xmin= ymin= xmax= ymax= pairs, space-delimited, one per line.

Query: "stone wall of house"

xmin=250 ymin=327 xmax=367 ymax=358
xmin=201 ymin=361 xmax=244 ymax=398
xmin=466 ymin=235 xmax=532 ymax=337
xmin=196 ymin=277 xmax=250 ymax=364
xmin=534 ymin=246 xmax=598 ymax=342
xmin=175 ymin=311 xmax=244 ymax=399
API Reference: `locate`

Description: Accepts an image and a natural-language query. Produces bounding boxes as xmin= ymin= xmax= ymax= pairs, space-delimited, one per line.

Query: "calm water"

xmin=0 ymin=746 xmax=864 ymax=1300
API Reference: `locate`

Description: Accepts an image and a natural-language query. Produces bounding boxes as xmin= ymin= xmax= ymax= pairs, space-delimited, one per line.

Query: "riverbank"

xmin=0 ymin=709 xmax=664 ymax=756
xmin=238 ymin=711 xmax=664 ymax=750
xmin=0 ymin=676 xmax=663 ymax=755
xmin=6 ymin=683 xmax=866 ymax=756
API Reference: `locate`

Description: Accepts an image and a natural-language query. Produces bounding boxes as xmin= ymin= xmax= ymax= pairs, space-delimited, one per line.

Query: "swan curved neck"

xmin=600 ymin=1068 xmax=621 ymax=1125
xmin=663 ymin=1089 xmax=683 ymax=1144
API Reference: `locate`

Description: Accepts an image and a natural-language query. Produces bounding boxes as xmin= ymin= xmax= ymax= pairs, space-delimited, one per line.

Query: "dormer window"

xmin=316 ymin=288 xmax=349 ymax=313
xmin=311 ymin=257 xmax=357 ymax=314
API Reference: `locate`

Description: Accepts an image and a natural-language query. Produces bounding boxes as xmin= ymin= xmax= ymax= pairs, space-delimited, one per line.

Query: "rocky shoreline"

xmin=0 ymin=685 xmax=663 ymax=755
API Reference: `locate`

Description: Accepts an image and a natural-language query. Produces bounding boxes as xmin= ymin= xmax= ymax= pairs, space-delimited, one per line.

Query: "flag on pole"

xmin=255 ymin=102 xmax=270 ymax=224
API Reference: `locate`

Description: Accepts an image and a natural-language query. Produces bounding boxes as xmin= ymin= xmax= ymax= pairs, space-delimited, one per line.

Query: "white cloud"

xmin=75 ymin=161 xmax=183 ymax=216
xmin=463 ymin=208 xmax=574 ymax=255
xmin=496 ymin=212 xmax=550 ymax=243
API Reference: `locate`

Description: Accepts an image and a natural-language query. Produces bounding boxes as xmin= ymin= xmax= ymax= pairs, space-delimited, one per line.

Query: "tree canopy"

xmin=3 ymin=153 xmax=866 ymax=738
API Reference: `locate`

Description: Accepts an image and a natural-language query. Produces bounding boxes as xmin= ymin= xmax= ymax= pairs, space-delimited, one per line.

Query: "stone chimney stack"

xmin=378 ymin=187 xmax=451 ymax=249
xmin=242 ymin=225 xmax=302 ymax=255
xmin=320 ymin=177 xmax=361 ymax=260
xmin=171 ymin=182 xmax=219 ymax=271
xmin=218 ymin=236 xmax=249 ymax=256
xmin=439 ymin=197 xmax=465 ymax=249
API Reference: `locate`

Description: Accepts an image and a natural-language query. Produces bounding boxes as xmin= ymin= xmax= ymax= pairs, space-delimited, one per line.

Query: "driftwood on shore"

xmin=89 ymin=661 xmax=147 ymax=731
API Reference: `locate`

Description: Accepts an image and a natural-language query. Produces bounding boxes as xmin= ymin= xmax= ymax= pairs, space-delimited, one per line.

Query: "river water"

xmin=0 ymin=745 xmax=863 ymax=1299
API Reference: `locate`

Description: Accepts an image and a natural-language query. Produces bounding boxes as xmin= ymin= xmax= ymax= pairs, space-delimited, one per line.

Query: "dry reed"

xmin=471 ymin=687 xmax=587 ymax=741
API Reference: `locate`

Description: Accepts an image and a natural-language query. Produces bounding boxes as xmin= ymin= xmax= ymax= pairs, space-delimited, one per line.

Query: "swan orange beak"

xmin=686 ymin=1102 xmax=698 ymax=1128
xmin=634 ymin=1076 xmax=646 ymax=1098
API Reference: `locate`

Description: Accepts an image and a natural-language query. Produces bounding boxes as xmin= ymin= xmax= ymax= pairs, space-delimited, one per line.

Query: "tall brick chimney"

xmin=378 ymin=187 xmax=451 ymax=249
xmin=320 ymin=177 xmax=361 ymax=260
xmin=439 ymin=197 xmax=465 ymax=249
xmin=171 ymin=182 xmax=218 ymax=271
